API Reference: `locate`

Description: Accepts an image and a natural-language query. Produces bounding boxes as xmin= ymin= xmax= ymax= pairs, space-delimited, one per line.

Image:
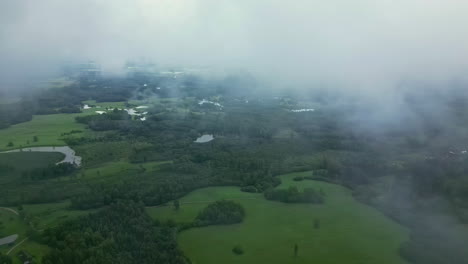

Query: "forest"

xmin=0 ymin=72 xmax=468 ymax=264
xmin=41 ymin=201 xmax=189 ymax=264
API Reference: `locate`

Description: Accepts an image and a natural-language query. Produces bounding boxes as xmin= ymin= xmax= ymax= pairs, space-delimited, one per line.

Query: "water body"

xmin=0 ymin=234 xmax=18 ymax=246
xmin=290 ymin=108 xmax=315 ymax=112
xmin=194 ymin=134 xmax=214 ymax=143
xmin=198 ymin=99 xmax=223 ymax=108
xmin=0 ymin=146 xmax=82 ymax=167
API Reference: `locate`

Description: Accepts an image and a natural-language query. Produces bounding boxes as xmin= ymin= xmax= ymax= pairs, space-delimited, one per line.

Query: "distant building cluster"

xmin=79 ymin=61 xmax=101 ymax=81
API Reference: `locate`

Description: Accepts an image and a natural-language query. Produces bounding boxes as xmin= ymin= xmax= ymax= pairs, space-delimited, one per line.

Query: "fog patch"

xmin=194 ymin=134 xmax=214 ymax=143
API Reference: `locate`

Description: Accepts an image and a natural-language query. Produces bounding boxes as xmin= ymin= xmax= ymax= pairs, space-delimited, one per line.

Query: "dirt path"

xmin=0 ymin=207 xmax=19 ymax=215
xmin=7 ymin=237 xmax=28 ymax=255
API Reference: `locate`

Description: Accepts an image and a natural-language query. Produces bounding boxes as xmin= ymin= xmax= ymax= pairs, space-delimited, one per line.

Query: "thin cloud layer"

xmin=1 ymin=0 xmax=468 ymax=92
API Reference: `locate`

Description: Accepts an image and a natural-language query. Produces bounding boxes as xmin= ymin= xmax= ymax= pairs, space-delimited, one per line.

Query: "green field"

xmin=21 ymin=201 xmax=94 ymax=230
xmin=78 ymin=159 xmax=171 ymax=184
xmin=0 ymin=152 xmax=64 ymax=185
xmin=147 ymin=172 xmax=409 ymax=264
xmin=0 ymin=98 xmax=188 ymax=151
xmin=0 ymin=201 xmax=94 ymax=263
xmin=0 ymin=208 xmax=26 ymax=239
xmin=0 ymin=100 xmax=134 ymax=151
xmin=0 ymin=113 xmax=87 ymax=151
xmin=0 ymin=151 xmax=91 ymax=262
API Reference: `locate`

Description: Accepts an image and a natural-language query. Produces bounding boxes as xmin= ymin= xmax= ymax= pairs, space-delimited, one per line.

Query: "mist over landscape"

xmin=1 ymin=1 xmax=468 ymax=264
xmin=2 ymin=0 xmax=468 ymax=92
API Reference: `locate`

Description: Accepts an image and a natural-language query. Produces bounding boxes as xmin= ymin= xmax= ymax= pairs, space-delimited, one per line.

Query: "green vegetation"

xmin=81 ymin=100 xmax=127 ymax=110
xmin=1 ymin=73 xmax=468 ymax=263
xmin=147 ymin=172 xmax=409 ymax=264
xmin=0 ymin=152 xmax=64 ymax=185
xmin=22 ymin=163 xmax=76 ymax=181
xmin=21 ymin=201 xmax=94 ymax=230
xmin=194 ymin=200 xmax=245 ymax=226
xmin=0 ymin=201 xmax=94 ymax=263
xmin=0 ymin=209 xmax=26 ymax=239
xmin=42 ymin=201 xmax=188 ymax=264
xmin=232 ymin=245 xmax=244 ymax=255
xmin=0 ymin=252 xmax=12 ymax=264
xmin=0 ymin=114 xmax=87 ymax=150
xmin=264 ymin=186 xmax=324 ymax=203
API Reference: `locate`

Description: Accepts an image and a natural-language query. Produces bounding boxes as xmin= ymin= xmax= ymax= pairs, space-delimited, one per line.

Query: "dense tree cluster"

xmin=42 ymin=201 xmax=189 ymax=264
xmin=0 ymin=100 xmax=34 ymax=129
xmin=264 ymin=186 xmax=325 ymax=204
xmin=70 ymin=172 xmax=219 ymax=209
xmin=21 ymin=163 xmax=77 ymax=180
xmin=76 ymin=109 xmax=133 ymax=131
xmin=194 ymin=200 xmax=245 ymax=226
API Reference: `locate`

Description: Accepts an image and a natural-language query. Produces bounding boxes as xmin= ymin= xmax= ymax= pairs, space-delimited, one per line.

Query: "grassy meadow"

xmin=0 ymin=100 xmax=132 ymax=151
xmin=147 ymin=171 xmax=409 ymax=264
xmin=0 ymin=151 xmax=94 ymax=262
xmin=0 ymin=201 xmax=93 ymax=264
xmin=0 ymin=113 xmax=87 ymax=151
xmin=0 ymin=152 xmax=64 ymax=185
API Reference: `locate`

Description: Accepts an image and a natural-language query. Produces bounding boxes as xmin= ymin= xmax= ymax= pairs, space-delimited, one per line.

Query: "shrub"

xmin=240 ymin=186 xmax=258 ymax=193
xmin=195 ymin=200 xmax=245 ymax=226
xmin=264 ymin=186 xmax=324 ymax=204
xmin=232 ymin=245 xmax=244 ymax=255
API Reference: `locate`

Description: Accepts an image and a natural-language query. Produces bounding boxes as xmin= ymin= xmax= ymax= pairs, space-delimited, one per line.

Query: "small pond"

xmin=0 ymin=146 xmax=82 ymax=167
xmin=194 ymin=134 xmax=214 ymax=143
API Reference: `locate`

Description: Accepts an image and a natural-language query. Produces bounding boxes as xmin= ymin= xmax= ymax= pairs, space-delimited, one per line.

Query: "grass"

xmin=22 ymin=201 xmax=95 ymax=230
xmin=0 ymin=152 xmax=64 ymax=185
xmin=0 ymin=152 xmax=65 ymax=205
xmin=0 ymin=207 xmax=29 ymax=262
xmin=74 ymin=141 xmax=142 ymax=167
xmin=0 ymin=143 xmax=171 ymax=205
xmin=0 ymin=209 xmax=26 ymax=238
xmin=0 ymin=100 xmax=134 ymax=151
xmin=78 ymin=160 xmax=171 ymax=184
xmin=0 ymin=98 xmax=191 ymax=151
xmin=10 ymin=240 xmax=50 ymax=264
xmin=1 ymin=201 xmax=94 ymax=263
xmin=0 ymin=113 xmax=87 ymax=151
xmin=147 ymin=171 xmax=409 ymax=264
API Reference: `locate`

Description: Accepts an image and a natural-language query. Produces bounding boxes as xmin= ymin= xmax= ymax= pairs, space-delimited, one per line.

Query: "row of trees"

xmin=194 ymin=200 xmax=245 ymax=226
xmin=21 ymin=163 xmax=76 ymax=181
xmin=264 ymin=186 xmax=325 ymax=204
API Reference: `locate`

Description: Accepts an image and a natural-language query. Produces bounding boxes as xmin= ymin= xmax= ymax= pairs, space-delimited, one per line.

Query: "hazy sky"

xmin=1 ymin=0 xmax=468 ymax=92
